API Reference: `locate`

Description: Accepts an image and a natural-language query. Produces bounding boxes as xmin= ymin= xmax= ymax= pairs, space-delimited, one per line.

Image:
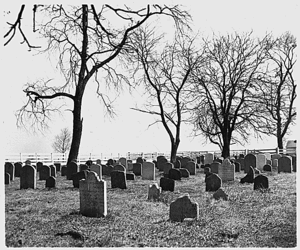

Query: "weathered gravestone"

xmin=111 ymin=170 xmax=127 ymax=189
xmin=90 ymin=164 xmax=102 ymax=179
xmin=168 ymin=168 xmax=181 ymax=181
xmin=40 ymin=165 xmax=51 ymax=180
xmin=218 ymin=158 xmax=235 ymax=182
xmin=210 ymin=162 xmax=220 ymax=174
xmin=278 ymin=156 xmax=292 ymax=173
xmin=205 ymin=173 xmax=222 ymax=192
xmin=181 ymin=157 xmax=192 ymax=169
xmin=5 ymin=162 xmax=14 ymax=181
xmin=127 ymin=162 xmax=133 ymax=171
xmin=213 ymin=188 xmax=228 ymax=201
xmin=133 ymin=163 xmax=142 ymax=176
xmin=234 ymin=162 xmax=241 ymax=172
xmin=119 ymin=157 xmax=128 ymax=170
xmin=54 ymin=163 xmax=61 ymax=172
xmin=236 ymin=157 xmax=245 ymax=171
xmin=185 ymin=161 xmax=196 ymax=175
xmin=157 ymin=156 xmax=168 ymax=171
xmin=160 ymin=177 xmax=175 ymax=192
xmin=50 ymin=165 xmax=56 ymax=177
xmin=148 ymin=183 xmax=161 ymax=201
xmin=79 ymin=171 xmax=107 ymax=217
xmin=61 ymin=166 xmax=67 ymax=176
xmin=46 ymin=176 xmax=56 ymax=188
xmin=240 ymin=166 xmax=255 ymax=183
xmin=72 ymin=170 xmax=90 ymax=188
xmin=244 ymin=154 xmax=256 ymax=173
xmin=142 ymin=162 xmax=155 ymax=180
xmin=254 ymin=175 xmax=269 ymax=190
xmin=272 ymin=159 xmax=278 ymax=170
xmin=263 ymin=164 xmax=272 ymax=172
xmin=80 ymin=164 xmax=89 ymax=172
xmin=20 ymin=165 xmax=36 ymax=189
xmin=102 ymin=165 xmax=113 ymax=176
xmin=14 ymin=162 xmax=22 ymax=177
xmin=204 ymin=153 xmax=214 ymax=165
xmin=67 ymin=161 xmax=79 ymax=180
xmin=257 ymin=154 xmax=266 ymax=171
xmin=169 ymin=194 xmax=199 ymax=222
xmin=114 ymin=164 xmax=126 ymax=172
xmin=126 ymin=173 xmax=136 ymax=180
xmin=5 ymin=173 xmax=10 ymax=185
xmin=36 ymin=161 xmax=43 ymax=172
xmin=163 ymin=162 xmax=173 ymax=176
xmin=179 ymin=168 xmax=190 ymax=178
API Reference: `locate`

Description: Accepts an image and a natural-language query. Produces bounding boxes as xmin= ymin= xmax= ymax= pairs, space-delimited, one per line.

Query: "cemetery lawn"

xmin=5 ymin=170 xmax=296 ymax=247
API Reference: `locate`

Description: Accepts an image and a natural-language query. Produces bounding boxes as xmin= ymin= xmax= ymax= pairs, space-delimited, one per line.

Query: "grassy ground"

xmin=5 ymin=168 xmax=296 ymax=247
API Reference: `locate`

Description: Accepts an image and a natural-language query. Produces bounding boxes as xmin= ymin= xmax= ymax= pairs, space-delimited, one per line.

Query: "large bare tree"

xmin=10 ymin=4 xmax=191 ymax=163
xmin=189 ymin=32 xmax=271 ymax=158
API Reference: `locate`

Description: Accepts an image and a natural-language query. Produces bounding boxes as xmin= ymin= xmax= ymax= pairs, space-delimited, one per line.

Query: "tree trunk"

xmin=170 ymin=141 xmax=179 ymax=164
xmin=277 ymin=135 xmax=284 ymax=150
xmin=221 ymin=132 xmax=231 ymax=158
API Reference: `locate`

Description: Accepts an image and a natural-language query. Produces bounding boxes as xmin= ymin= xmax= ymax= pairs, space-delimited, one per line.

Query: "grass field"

xmin=5 ymin=167 xmax=296 ymax=247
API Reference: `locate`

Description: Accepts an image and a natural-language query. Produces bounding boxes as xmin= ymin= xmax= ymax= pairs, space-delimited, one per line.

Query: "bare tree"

xmin=13 ymin=4 xmax=191 ymax=163
xmin=127 ymin=27 xmax=202 ymax=163
xmin=257 ymin=32 xmax=297 ymax=149
xmin=52 ymin=128 xmax=71 ymax=153
xmin=189 ymin=32 xmax=271 ymax=158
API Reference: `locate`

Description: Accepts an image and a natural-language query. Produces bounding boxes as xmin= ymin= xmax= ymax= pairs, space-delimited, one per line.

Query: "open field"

xmin=5 ymin=169 xmax=296 ymax=247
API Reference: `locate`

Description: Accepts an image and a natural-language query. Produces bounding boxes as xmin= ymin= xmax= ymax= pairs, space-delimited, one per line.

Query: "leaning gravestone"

xmin=240 ymin=166 xmax=255 ymax=184
xmin=278 ymin=156 xmax=292 ymax=173
xmin=257 ymin=154 xmax=266 ymax=171
xmin=185 ymin=161 xmax=196 ymax=175
xmin=133 ymin=163 xmax=142 ymax=176
xmin=5 ymin=162 xmax=14 ymax=181
xmin=263 ymin=164 xmax=272 ymax=172
xmin=169 ymin=194 xmax=199 ymax=222
xmin=142 ymin=162 xmax=155 ymax=180
xmin=213 ymin=188 xmax=228 ymax=201
xmin=244 ymin=154 xmax=256 ymax=173
xmin=5 ymin=173 xmax=10 ymax=185
xmin=40 ymin=165 xmax=51 ymax=180
xmin=72 ymin=170 xmax=89 ymax=188
xmin=148 ymin=183 xmax=161 ymax=201
xmin=67 ymin=161 xmax=79 ymax=180
xmin=90 ymin=164 xmax=102 ymax=179
xmin=254 ymin=175 xmax=269 ymax=190
xmin=119 ymin=157 xmax=128 ymax=170
xmin=204 ymin=153 xmax=214 ymax=165
xmin=160 ymin=177 xmax=175 ymax=192
xmin=114 ymin=164 xmax=126 ymax=172
xmin=163 ymin=162 xmax=173 ymax=175
xmin=50 ymin=165 xmax=56 ymax=177
xmin=210 ymin=162 xmax=220 ymax=174
xmin=168 ymin=168 xmax=181 ymax=181
xmin=20 ymin=165 xmax=36 ymax=189
xmin=179 ymin=168 xmax=190 ymax=178
xmin=46 ymin=176 xmax=56 ymax=188
xmin=111 ymin=170 xmax=127 ymax=189
xmin=14 ymin=162 xmax=22 ymax=177
xmin=205 ymin=173 xmax=222 ymax=192
xmin=218 ymin=158 xmax=235 ymax=182
xmin=79 ymin=171 xmax=107 ymax=217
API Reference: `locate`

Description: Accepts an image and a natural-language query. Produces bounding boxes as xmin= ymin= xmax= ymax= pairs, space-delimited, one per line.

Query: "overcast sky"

xmin=1 ymin=0 xmax=299 ymax=159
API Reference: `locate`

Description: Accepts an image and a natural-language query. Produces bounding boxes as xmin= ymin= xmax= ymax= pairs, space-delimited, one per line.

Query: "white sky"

xmin=1 ymin=0 xmax=299 ymax=158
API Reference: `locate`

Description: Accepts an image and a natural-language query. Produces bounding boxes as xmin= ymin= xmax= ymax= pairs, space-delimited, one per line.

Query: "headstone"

xmin=163 ymin=162 xmax=173 ymax=175
xmin=266 ymin=159 xmax=272 ymax=165
xmin=148 ymin=183 xmax=161 ymax=201
xmin=181 ymin=157 xmax=192 ymax=168
xmin=253 ymin=167 xmax=261 ymax=175
xmin=111 ymin=170 xmax=127 ymax=189
xmin=119 ymin=157 xmax=128 ymax=170
xmin=107 ymin=159 xmax=114 ymax=166
xmin=160 ymin=177 xmax=175 ymax=192
xmin=50 ymin=165 xmax=56 ymax=177
xmin=20 ymin=165 xmax=36 ymax=189
xmin=185 ymin=161 xmax=196 ymax=175
xmin=72 ymin=170 xmax=89 ymax=188
xmin=36 ymin=161 xmax=43 ymax=172
xmin=265 ymin=153 xmax=271 ymax=161
xmin=236 ymin=158 xmax=245 ymax=171
xmin=80 ymin=164 xmax=89 ymax=172
xmin=133 ymin=163 xmax=142 ymax=176
xmin=127 ymin=162 xmax=133 ymax=171
xmin=67 ymin=161 xmax=79 ymax=180
xmin=218 ymin=158 xmax=235 ymax=182
xmin=244 ymin=154 xmax=256 ymax=173
xmin=79 ymin=171 xmax=107 ymax=217
xmin=90 ymin=164 xmax=102 ymax=179
xmin=61 ymin=166 xmax=67 ymax=176
xmin=271 ymin=154 xmax=281 ymax=161
xmin=25 ymin=159 xmax=31 ymax=166
xmin=210 ymin=162 xmax=220 ymax=174
xmin=14 ymin=162 xmax=22 ymax=177
xmin=239 ymin=154 xmax=245 ymax=159
xmin=142 ymin=162 xmax=155 ymax=180
xmin=254 ymin=175 xmax=269 ymax=190
xmin=278 ymin=156 xmax=292 ymax=173
xmin=39 ymin=165 xmax=51 ymax=180
xmin=205 ymin=173 xmax=222 ymax=192
xmin=214 ymin=158 xmax=223 ymax=164
xmin=85 ymin=160 xmax=93 ymax=167
xmin=204 ymin=167 xmax=211 ymax=176
xmin=240 ymin=166 xmax=255 ymax=184
xmin=263 ymin=164 xmax=272 ymax=172
xmin=257 ymin=154 xmax=266 ymax=171
xmin=168 ymin=168 xmax=181 ymax=181
xmin=204 ymin=153 xmax=214 ymax=165
xmin=114 ymin=164 xmax=126 ymax=172
xmin=292 ymin=156 xmax=296 ymax=172
xmin=103 ymin=165 xmax=113 ymax=176
xmin=5 ymin=173 xmax=10 ymax=185
xmin=179 ymin=168 xmax=190 ymax=178
xmin=96 ymin=159 xmax=101 ymax=165
xmin=234 ymin=162 xmax=240 ymax=172
xmin=54 ymin=163 xmax=61 ymax=172
xmin=200 ymin=155 xmax=205 ymax=164
xmin=126 ymin=173 xmax=136 ymax=180
xmin=136 ymin=157 xmax=144 ymax=165
xmin=174 ymin=159 xmax=181 ymax=169
xmin=157 ymin=156 xmax=168 ymax=171
xmin=169 ymin=194 xmax=199 ymax=222
xmin=213 ymin=188 xmax=228 ymax=201
xmin=5 ymin=162 xmax=14 ymax=181
xmin=272 ymin=159 xmax=278 ymax=170
xmin=45 ymin=176 xmax=56 ymax=188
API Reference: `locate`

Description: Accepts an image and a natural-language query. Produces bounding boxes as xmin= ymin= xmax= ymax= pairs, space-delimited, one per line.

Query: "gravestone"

xmin=265 ymin=153 xmax=271 ymax=161
xmin=25 ymin=160 xmax=31 ymax=166
xmin=127 ymin=162 xmax=133 ymax=171
xmin=263 ymin=164 xmax=272 ymax=172
xmin=14 ymin=162 xmax=22 ymax=177
xmin=174 ymin=159 xmax=181 ymax=169
xmin=244 ymin=154 xmax=256 ymax=173
xmin=271 ymin=154 xmax=281 ymax=161
xmin=234 ymin=162 xmax=241 ymax=172
xmin=46 ymin=176 xmax=56 ymax=188
xmin=103 ymin=165 xmax=113 ymax=176
xmin=40 ymin=165 xmax=51 ymax=180
xmin=20 ymin=165 xmax=36 ymax=189
xmin=254 ymin=175 xmax=269 ymax=190
xmin=142 ymin=162 xmax=155 ymax=180
xmin=79 ymin=171 xmax=107 ymax=217
xmin=292 ymin=156 xmax=296 ymax=172
xmin=90 ymin=164 xmax=102 ymax=179
xmin=163 ymin=162 xmax=173 ymax=175
xmin=72 ymin=170 xmax=89 ymax=188
xmin=257 ymin=154 xmax=266 ymax=171
xmin=168 ymin=168 xmax=181 ymax=181
xmin=185 ymin=161 xmax=196 ymax=175
xmin=204 ymin=167 xmax=211 ymax=176
xmin=157 ymin=156 xmax=168 ymax=171
xmin=214 ymin=158 xmax=223 ymax=164
xmin=36 ymin=161 xmax=43 ymax=172
xmin=67 ymin=161 xmax=79 ymax=180
xmin=136 ymin=157 xmax=144 ymax=165
xmin=133 ymin=163 xmax=142 ymax=176
xmin=205 ymin=173 xmax=222 ymax=192
xmin=5 ymin=173 xmax=10 ymax=185
xmin=278 ymin=156 xmax=292 ymax=173
xmin=114 ymin=164 xmax=126 ymax=172
xmin=204 ymin=153 xmax=214 ymax=165
xmin=148 ymin=183 xmax=161 ymax=201
xmin=111 ymin=170 xmax=127 ymax=189
xmin=239 ymin=154 xmax=245 ymax=159
xmin=160 ymin=177 xmax=175 ymax=192
xmin=107 ymin=159 xmax=114 ymax=166
xmin=240 ymin=166 xmax=255 ymax=184
xmin=61 ymin=166 xmax=67 ymax=176
xmin=5 ymin=162 xmax=14 ymax=181
xmin=272 ymin=159 xmax=278 ymax=170
xmin=119 ymin=157 xmax=128 ymax=170
xmin=126 ymin=173 xmax=136 ymax=180
xmin=169 ymin=194 xmax=199 ymax=222
xmin=213 ymin=188 xmax=228 ymax=201
xmin=218 ymin=158 xmax=235 ymax=182
xmin=54 ymin=163 xmax=61 ymax=172
xmin=85 ymin=160 xmax=93 ymax=167
xmin=50 ymin=165 xmax=56 ymax=177
xmin=80 ymin=164 xmax=89 ymax=172
xmin=181 ymin=157 xmax=192 ymax=168
xmin=236 ymin=158 xmax=245 ymax=171
xmin=179 ymin=168 xmax=190 ymax=178
xmin=253 ymin=167 xmax=261 ymax=175
xmin=96 ymin=159 xmax=101 ymax=165
xmin=200 ymin=155 xmax=205 ymax=164
xmin=210 ymin=162 xmax=220 ymax=174
xmin=266 ymin=159 xmax=272 ymax=165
